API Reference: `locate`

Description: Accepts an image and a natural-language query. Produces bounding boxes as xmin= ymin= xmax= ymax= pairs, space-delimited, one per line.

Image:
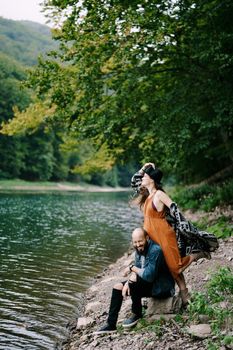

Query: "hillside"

xmin=0 ymin=17 xmax=57 ymax=66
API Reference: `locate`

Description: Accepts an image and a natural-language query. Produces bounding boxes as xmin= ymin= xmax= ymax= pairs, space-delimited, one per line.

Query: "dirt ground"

xmin=62 ymin=208 xmax=233 ymax=350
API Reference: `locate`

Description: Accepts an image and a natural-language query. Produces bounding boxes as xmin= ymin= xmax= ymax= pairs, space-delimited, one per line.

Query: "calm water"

xmin=0 ymin=191 xmax=142 ymax=350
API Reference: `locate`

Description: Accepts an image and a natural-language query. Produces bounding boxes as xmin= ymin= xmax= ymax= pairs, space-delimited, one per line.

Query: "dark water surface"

xmin=0 ymin=191 xmax=142 ymax=350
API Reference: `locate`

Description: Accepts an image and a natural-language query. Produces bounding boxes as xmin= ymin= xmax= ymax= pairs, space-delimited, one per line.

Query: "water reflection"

xmin=0 ymin=192 xmax=142 ymax=349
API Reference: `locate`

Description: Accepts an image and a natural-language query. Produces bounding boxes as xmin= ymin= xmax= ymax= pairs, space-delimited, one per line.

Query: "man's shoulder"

xmin=148 ymin=240 xmax=162 ymax=254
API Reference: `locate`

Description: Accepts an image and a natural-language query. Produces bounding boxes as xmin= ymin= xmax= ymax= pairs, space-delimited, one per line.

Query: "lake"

xmin=0 ymin=191 xmax=142 ymax=350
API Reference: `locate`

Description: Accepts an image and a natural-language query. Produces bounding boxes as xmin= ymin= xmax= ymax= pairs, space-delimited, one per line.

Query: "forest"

xmin=0 ymin=0 xmax=233 ymax=189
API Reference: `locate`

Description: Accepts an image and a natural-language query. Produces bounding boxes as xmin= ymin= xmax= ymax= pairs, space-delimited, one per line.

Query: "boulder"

xmin=145 ymin=294 xmax=182 ymax=316
xmin=76 ymin=317 xmax=94 ymax=330
xmin=89 ymin=285 xmax=99 ymax=293
xmin=85 ymin=301 xmax=102 ymax=316
xmin=186 ymin=324 xmax=212 ymax=339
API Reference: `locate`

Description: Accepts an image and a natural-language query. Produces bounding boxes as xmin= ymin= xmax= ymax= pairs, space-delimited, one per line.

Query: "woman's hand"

xmin=123 ymin=266 xmax=130 ymax=277
xmin=140 ymin=162 xmax=155 ymax=173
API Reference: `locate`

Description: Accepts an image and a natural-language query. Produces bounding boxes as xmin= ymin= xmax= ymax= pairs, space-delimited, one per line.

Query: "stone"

xmin=199 ymin=314 xmax=210 ymax=323
xmin=76 ymin=317 xmax=94 ymax=330
xmin=203 ymin=275 xmax=210 ymax=281
xmin=212 ymin=301 xmax=232 ymax=312
xmin=89 ymin=285 xmax=99 ymax=293
xmin=80 ymin=334 xmax=90 ymax=342
xmin=186 ymin=324 xmax=212 ymax=339
xmin=147 ymin=313 xmax=177 ymax=322
xmin=145 ymin=295 xmax=182 ymax=316
xmin=90 ymin=339 xmax=100 ymax=347
xmin=85 ymin=301 xmax=102 ymax=316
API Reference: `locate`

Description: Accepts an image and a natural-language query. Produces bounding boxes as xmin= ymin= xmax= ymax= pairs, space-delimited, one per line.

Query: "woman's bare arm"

xmin=154 ymin=190 xmax=173 ymax=208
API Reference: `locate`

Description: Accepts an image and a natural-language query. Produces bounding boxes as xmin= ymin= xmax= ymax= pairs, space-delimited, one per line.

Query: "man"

xmin=94 ymin=227 xmax=175 ymax=334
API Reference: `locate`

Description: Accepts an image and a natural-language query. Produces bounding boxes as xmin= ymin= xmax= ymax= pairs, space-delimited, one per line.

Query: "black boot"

xmin=130 ymin=284 xmax=143 ymax=318
xmin=107 ymin=288 xmax=123 ymax=328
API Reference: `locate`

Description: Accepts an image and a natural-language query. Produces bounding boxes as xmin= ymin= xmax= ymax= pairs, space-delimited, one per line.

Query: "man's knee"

xmin=113 ymin=282 xmax=123 ymax=290
xmin=129 ymin=272 xmax=137 ymax=282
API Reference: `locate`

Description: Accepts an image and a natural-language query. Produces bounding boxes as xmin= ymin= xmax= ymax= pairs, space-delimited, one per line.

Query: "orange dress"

xmin=143 ymin=196 xmax=191 ymax=279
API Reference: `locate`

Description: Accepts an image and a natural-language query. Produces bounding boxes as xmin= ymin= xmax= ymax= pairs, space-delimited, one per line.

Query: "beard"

xmin=135 ymin=241 xmax=148 ymax=254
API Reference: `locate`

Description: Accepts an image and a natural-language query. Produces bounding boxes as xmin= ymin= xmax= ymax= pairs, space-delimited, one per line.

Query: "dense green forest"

xmin=0 ymin=17 xmax=57 ymax=66
xmin=0 ymin=17 xmax=130 ymax=185
xmin=1 ymin=0 xmax=233 ymax=189
xmin=0 ymin=18 xmax=67 ymax=181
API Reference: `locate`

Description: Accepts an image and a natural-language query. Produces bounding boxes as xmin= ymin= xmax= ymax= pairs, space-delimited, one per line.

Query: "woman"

xmin=132 ymin=163 xmax=210 ymax=306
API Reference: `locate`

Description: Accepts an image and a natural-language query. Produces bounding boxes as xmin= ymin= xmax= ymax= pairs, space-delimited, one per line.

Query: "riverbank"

xmin=62 ymin=238 xmax=233 ymax=350
xmin=61 ymin=209 xmax=233 ymax=350
xmin=0 ymin=180 xmax=129 ymax=192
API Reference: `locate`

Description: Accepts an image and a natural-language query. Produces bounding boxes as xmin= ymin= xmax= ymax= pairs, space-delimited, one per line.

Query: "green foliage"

xmin=0 ymin=17 xmax=57 ymax=66
xmin=223 ymin=335 xmax=233 ymax=346
xmin=207 ymin=267 xmax=233 ymax=301
xmin=172 ymin=179 xmax=233 ymax=211
xmin=136 ymin=318 xmax=164 ymax=337
xmin=171 ymin=181 xmax=232 ymax=239
xmin=0 ymin=20 xmax=78 ymax=183
xmin=0 ymin=53 xmax=30 ymax=120
xmin=188 ymin=267 xmax=233 ymax=349
xmin=2 ymin=2 xmax=233 ymax=185
xmin=206 ymin=217 xmax=232 ymax=239
xmin=188 ymin=292 xmax=212 ymax=317
xmin=6 ymin=0 xmax=232 ymax=183
xmin=0 ymin=53 xmax=30 ymax=178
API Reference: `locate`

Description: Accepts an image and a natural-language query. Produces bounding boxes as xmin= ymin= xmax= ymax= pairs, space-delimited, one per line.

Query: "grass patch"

xmin=0 ymin=179 xmax=58 ymax=187
xmin=188 ymin=267 xmax=233 ymax=349
xmin=169 ymin=180 xmax=232 ymax=239
xmin=195 ymin=216 xmax=232 ymax=239
xmin=172 ymin=179 xmax=233 ymax=212
xmin=135 ymin=318 xmax=164 ymax=337
xmin=0 ymin=179 xmax=95 ymax=190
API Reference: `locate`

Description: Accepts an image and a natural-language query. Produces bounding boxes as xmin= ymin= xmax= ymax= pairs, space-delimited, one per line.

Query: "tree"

xmin=0 ymin=53 xmax=69 ymax=181
xmin=2 ymin=0 xmax=233 ymax=183
xmin=0 ymin=53 xmax=30 ymax=178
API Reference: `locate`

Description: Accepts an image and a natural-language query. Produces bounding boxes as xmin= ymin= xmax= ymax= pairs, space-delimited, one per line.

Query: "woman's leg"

xmin=174 ymin=272 xmax=190 ymax=306
xmin=180 ymin=251 xmax=211 ymax=274
xmin=174 ymin=272 xmax=186 ymax=290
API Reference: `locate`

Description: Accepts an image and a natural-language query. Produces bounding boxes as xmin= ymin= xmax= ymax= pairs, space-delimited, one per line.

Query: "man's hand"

xmin=122 ymin=281 xmax=130 ymax=297
xmin=123 ymin=266 xmax=131 ymax=277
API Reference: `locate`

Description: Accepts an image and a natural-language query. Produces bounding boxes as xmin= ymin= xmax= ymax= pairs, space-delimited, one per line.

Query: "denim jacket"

xmin=134 ymin=239 xmax=175 ymax=298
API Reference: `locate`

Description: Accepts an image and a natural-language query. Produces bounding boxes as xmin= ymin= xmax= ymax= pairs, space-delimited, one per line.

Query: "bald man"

xmin=94 ymin=227 xmax=175 ymax=334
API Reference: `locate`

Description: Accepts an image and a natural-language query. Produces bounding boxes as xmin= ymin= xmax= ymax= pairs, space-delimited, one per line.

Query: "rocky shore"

xmin=61 ymin=235 xmax=233 ymax=350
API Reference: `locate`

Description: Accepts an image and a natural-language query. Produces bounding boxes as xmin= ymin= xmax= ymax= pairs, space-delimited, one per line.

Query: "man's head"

xmin=132 ymin=227 xmax=149 ymax=254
